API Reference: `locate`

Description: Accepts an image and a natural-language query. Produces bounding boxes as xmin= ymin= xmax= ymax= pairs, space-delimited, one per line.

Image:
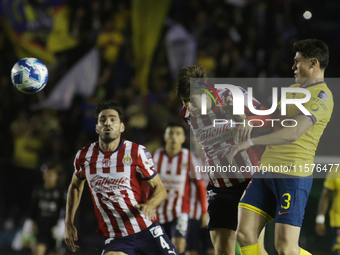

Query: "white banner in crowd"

xmin=165 ymin=19 xmax=196 ymax=81
xmin=35 ymin=47 xmax=99 ymax=110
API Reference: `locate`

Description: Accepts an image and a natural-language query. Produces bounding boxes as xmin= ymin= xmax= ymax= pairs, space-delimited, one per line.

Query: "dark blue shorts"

xmin=102 ymin=222 xmax=178 ymax=255
xmin=207 ymin=180 xmax=250 ymax=231
xmin=161 ymin=214 xmax=189 ymax=239
xmin=331 ymin=227 xmax=340 ymax=251
xmin=239 ymin=172 xmax=313 ymax=227
xmin=186 ymin=219 xmax=213 ymax=251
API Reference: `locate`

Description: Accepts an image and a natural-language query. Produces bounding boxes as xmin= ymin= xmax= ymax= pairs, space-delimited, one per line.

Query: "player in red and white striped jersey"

xmin=153 ymin=123 xmax=207 ymax=255
xmin=187 ymin=158 xmax=206 ymax=222
xmin=64 ymin=101 xmax=179 ymax=255
xmin=176 ymin=65 xmax=267 ymax=255
xmin=186 ymin=155 xmax=214 ymax=255
xmin=181 ymin=85 xmax=264 ymax=188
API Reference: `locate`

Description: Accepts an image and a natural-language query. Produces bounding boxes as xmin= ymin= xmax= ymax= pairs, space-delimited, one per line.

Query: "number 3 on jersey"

xmin=281 ymin=193 xmax=291 ymax=209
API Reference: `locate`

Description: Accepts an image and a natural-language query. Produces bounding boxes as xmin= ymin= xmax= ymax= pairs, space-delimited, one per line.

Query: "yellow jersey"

xmin=324 ymin=170 xmax=340 ymax=227
xmin=261 ymin=82 xmax=333 ymax=176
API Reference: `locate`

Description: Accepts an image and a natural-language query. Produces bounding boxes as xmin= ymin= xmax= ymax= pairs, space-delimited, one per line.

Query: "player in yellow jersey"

xmin=315 ymin=170 xmax=340 ymax=254
xmin=227 ymin=39 xmax=333 ymax=255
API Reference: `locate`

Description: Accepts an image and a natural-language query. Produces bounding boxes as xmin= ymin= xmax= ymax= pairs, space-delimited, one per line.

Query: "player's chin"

xmin=100 ymin=135 xmax=116 ymax=144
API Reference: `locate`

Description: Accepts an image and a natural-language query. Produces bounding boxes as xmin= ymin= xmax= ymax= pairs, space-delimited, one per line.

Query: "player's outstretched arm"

xmin=219 ymin=95 xmax=277 ymax=142
xmin=315 ymin=186 xmax=333 ymax=236
xmin=64 ymin=174 xmax=85 ymax=252
xmin=226 ymin=114 xmax=313 ymax=162
xmin=136 ymin=174 xmax=167 ymax=220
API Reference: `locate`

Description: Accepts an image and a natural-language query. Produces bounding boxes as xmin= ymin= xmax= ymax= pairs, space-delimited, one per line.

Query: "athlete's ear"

xmin=163 ymin=128 xmax=169 ymax=142
xmin=180 ymin=133 xmax=186 ymax=144
xmin=120 ymin=123 xmax=125 ymax=133
xmin=95 ymin=124 xmax=99 ymax=134
xmin=310 ymin=58 xmax=318 ymax=68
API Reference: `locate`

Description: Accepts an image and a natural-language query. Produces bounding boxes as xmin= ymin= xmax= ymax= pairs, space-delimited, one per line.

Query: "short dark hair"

xmin=166 ymin=122 xmax=185 ymax=131
xmin=176 ymin=65 xmax=207 ymax=98
xmin=95 ymin=100 xmax=124 ymax=123
xmin=41 ymin=160 xmax=61 ymax=174
xmin=293 ymin=39 xmax=329 ymax=70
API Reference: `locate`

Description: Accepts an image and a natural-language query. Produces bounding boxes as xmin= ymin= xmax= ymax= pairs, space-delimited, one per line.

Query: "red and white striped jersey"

xmin=152 ymin=148 xmax=198 ymax=223
xmin=74 ymin=139 xmax=156 ymax=238
xmin=189 ymin=157 xmax=208 ymax=220
xmin=182 ymin=87 xmax=263 ymax=188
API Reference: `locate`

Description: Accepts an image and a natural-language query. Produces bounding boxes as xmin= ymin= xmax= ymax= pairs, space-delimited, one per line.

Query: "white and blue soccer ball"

xmin=11 ymin=58 xmax=49 ymax=94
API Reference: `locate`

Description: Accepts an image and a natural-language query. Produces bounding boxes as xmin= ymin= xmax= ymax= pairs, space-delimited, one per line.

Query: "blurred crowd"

xmin=0 ymin=0 xmax=338 ymax=254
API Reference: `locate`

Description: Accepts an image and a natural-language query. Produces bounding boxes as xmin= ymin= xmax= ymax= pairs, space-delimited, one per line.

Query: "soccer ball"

xmin=11 ymin=58 xmax=49 ymax=94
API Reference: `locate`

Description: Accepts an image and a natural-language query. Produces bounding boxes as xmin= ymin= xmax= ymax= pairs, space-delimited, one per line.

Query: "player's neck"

xmin=99 ymin=137 xmax=121 ymax=152
xmin=165 ymin=144 xmax=182 ymax=157
xmin=301 ymin=73 xmax=324 ymax=87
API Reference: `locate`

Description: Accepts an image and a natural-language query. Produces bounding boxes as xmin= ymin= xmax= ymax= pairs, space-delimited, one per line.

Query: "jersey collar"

xmin=300 ymin=81 xmax=325 ymax=88
xmin=97 ymin=138 xmax=125 ymax=155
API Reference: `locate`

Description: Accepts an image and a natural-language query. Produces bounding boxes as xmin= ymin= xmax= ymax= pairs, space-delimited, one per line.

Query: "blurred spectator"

xmin=21 ymin=161 xmax=66 ymax=255
xmin=97 ymin=19 xmax=124 ymax=65
xmin=196 ymin=49 xmax=217 ymax=76
xmin=113 ymin=1 xmax=131 ymax=33
xmin=165 ymin=18 xmax=197 ymax=81
xmin=315 ymin=170 xmax=340 ymax=255
xmin=191 ymin=10 xmax=210 ymax=42
xmin=77 ymin=95 xmax=99 ymax=144
xmin=11 ymin=110 xmax=42 ymax=171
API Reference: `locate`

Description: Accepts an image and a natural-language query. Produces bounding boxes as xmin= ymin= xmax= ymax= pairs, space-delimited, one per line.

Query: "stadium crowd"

xmin=0 ymin=0 xmax=339 ymax=254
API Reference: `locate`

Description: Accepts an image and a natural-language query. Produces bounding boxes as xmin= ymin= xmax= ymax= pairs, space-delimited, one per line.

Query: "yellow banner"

xmin=132 ymin=0 xmax=171 ymax=94
xmin=0 ymin=2 xmax=77 ymax=65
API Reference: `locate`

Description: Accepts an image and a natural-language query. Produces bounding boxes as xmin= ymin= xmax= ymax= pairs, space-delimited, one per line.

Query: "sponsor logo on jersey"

xmin=90 ymin=175 xmax=128 ymax=192
xmin=318 ymin=90 xmax=328 ymax=102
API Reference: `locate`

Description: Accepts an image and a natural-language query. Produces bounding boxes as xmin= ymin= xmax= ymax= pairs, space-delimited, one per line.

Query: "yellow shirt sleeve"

xmin=301 ymin=88 xmax=332 ymax=125
xmin=324 ymin=176 xmax=335 ymax=191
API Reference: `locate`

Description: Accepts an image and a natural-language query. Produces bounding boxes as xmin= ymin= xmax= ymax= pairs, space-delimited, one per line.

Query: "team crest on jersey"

xmin=123 ymin=155 xmax=132 ymax=165
xmin=102 ymin=158 xmax=111 ymax=167
xmin=310 ymin=103 xmax=319 ymax=112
